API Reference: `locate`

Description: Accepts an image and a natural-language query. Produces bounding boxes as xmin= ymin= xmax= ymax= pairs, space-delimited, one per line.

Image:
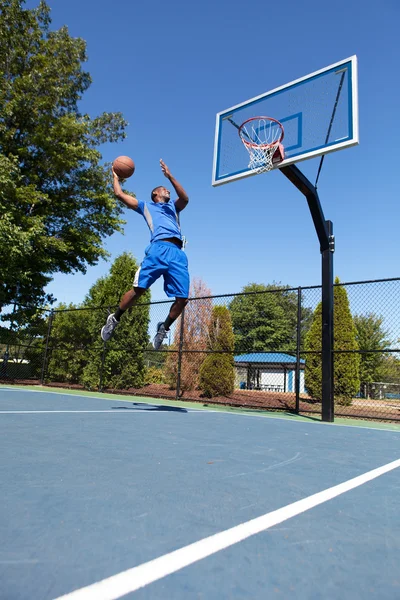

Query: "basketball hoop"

xmin=238 ymin=116 xmax=285 ymax=173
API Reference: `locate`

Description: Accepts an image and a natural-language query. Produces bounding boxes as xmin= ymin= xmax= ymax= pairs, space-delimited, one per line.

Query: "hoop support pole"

xmin=280 ymin=163 xmax=334 ymax=422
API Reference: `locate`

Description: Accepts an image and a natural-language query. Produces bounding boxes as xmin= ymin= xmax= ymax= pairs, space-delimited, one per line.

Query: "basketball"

xmin=113 ymin=155 xmax=135 ymax=179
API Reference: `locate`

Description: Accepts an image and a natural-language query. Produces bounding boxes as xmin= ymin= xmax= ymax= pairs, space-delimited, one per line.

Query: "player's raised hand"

xmin=160 ymin=159 xmax=171 ymax=179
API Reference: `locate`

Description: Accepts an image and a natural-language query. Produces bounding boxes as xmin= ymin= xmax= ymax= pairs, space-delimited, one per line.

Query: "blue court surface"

xmin=1 ymin=386 xmax=399 ymax=600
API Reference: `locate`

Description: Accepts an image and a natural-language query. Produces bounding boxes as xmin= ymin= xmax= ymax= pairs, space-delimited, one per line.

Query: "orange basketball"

xmin=113 ymin=155 xmax=135 ymax=179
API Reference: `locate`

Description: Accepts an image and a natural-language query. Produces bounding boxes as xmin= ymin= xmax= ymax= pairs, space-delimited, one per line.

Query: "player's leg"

xmin=101 ymin=245 xmax=163 ymax=341
xmin=101 ymin=287 xmax=147 ymax=341
xmin=154 ymin=245 xmax=189 ymax=350
xmin=154 ymin=297 xmax=189 ymax=350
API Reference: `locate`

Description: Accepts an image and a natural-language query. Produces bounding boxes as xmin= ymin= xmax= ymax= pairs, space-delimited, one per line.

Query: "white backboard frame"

xmin=212 ymin=56 xmax=359 ymax=187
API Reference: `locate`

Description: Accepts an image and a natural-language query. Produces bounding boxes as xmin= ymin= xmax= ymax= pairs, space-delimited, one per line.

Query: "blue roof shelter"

xmin=234 ymin=353 xmax=305 ymax=393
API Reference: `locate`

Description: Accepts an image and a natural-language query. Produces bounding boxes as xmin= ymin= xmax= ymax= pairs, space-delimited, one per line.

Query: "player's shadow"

xmin=111 ymin=403 xmax=187 ymax=413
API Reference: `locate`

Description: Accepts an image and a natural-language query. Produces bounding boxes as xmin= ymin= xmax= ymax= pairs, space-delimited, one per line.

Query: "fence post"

xmin=98 ymin=307 xmax=109 ymax=392
xmin=40 ymin=309 xmax=54 ymax=385
xmin=295 ymin=287 xmax=302 ymax=414
xmin=2 ymin=299 xmax=17 ymax=378
xmin=176 ymin=305 xmax=186 ymax=400
xmin=321 ymin=221 xmax=334 ymax=422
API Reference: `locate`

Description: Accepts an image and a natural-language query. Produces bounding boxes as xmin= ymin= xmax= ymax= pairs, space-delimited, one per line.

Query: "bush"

xmin=199 ymin=354 xmax=235 ymax=398
xmin=304 ymin=278 xmax=360 ymax=406
xmin=144 ymin=366 xmax=165 ymax=385
xmin=199 ymin=306 xmax=235 ymax=398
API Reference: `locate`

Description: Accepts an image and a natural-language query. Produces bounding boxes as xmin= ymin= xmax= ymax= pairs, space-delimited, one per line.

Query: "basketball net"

xmin=238 ymin=117 xmax=285 ymax=174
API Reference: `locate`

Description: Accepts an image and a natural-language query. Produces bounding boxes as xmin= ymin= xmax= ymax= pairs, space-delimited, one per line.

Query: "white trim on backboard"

xmin=351 ymin=55 xmax=359 ymax=147
xmin=212 ymin=112 xmax=221 ymax=189
xmin=212 ymin=139 xmax=359 ymax=187
xmin=212 ymin=55 xmax=359 ymax=187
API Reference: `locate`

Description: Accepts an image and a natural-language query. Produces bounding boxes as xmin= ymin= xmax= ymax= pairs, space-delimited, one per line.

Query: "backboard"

xmin=212 ymin=56 xmax=358 ymax=186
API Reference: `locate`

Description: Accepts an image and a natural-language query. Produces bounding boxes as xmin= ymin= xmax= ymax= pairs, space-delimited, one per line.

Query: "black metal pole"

xmin=280 ymin=164 xmax=334 ymax=422
xmin=321 ymin=221 xmax=334 ymax=421
xmin=99 ymin=308 xmax=109 ymax=392
xmin=40 ymin=309 xmax=54 ymax=385
xmin=99 ymin=344 xmax=106 ymax=393
xmin=295 ymin=287 xmax=302 ymax=414
xmin=176 ymin=306 xmax=186 ymax=400
xmin=2 ymin=299 xmax=18 ymax=378
xmin=280 ymin=164 xmax=329 ymax=251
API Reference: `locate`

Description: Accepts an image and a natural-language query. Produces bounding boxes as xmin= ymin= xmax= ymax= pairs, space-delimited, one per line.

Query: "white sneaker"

xmin=153 ymin=322 xmax=168 ymax=350
xmin=101 ymin=313 xmax=119 ymax=341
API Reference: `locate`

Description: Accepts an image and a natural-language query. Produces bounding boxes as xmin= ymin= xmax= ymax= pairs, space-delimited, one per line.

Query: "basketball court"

xmin=1 ymin=385 xmax=399 ymax=599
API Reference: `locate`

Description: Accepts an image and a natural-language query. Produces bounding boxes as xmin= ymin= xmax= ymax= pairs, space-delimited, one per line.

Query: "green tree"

xmin=0 ymin=0 xmax=127 ymax=314
xmin=380 ymin=355 xmax=400 ymax=383
xmin=304 ymin=278 xmax=360 ymax=406
xmin=353 ymin=313 xmax=390 ymax=395
xmin=45 ymin=304 xmax=91 ymax=384
xmin=81 ymin=253 xmax=150 ymax=390
xmin=0 ymin=305 xmax=48 ymax=379
xmin=229 ymin=283 xmax=312 ymax=353
xmin=199 ymin=305 xmax=235 ymax=398
xmin=45 ymin=253 xmax=150 ymax=390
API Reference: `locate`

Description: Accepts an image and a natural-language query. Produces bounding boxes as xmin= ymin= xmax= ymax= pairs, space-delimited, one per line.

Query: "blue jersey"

xmin=135 ymin=199 xmax=183 ymax=243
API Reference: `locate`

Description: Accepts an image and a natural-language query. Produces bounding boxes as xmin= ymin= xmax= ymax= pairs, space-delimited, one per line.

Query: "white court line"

xmin=53 ymin=457 xmax=400 ymax=600
xmin=0 ymin=386 xmax=205 ymax=414
xmin=0 ymin=409 xmax=204 ymax=414
xmin=2 ymin=387 xmax=400 ymax=432
xmin=0 ymin=410 xmax=152 ymax=414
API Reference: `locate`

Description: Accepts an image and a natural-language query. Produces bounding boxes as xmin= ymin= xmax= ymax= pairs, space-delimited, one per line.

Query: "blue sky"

xmin=27 ymin=0 xmax=399 ymax=306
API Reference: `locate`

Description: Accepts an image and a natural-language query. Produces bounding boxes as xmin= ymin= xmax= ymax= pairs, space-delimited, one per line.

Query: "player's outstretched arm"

xmin=160 ymin=159 xmax=189 ymax=211
xmin=112 ymin=168 xmax=139 ymax=210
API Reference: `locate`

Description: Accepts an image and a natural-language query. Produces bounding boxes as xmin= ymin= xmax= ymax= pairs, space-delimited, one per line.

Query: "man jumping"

xmin=101 ymin=159 xmax=189 ymax=350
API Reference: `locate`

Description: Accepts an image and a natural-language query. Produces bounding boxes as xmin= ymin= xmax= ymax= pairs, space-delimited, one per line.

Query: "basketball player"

xmin=101 ymin=159 xmax=189 ymax=350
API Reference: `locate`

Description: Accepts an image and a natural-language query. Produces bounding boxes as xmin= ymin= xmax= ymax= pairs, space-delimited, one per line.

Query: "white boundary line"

xmin=1 ymin=386 xmax=400 ymax=432
xmin=54 ymin=458 xmax=400 ymax=600
xmin=0 ymin=410 xmax=152 ymax=414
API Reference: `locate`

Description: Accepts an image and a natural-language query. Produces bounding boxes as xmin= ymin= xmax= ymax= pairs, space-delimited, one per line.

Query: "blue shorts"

xmin=133 ymin=241 xmax=190 ymax=298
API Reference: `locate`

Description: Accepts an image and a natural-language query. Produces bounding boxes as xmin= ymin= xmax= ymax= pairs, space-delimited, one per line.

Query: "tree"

xmin=304 ymin=277 xmax=360 ymax=406
xmin=0 ymin=307 xmax=47 ymax=379
xmin=45 ymin=253 xmax=150 ymax=390
xmin=199 ymin=305 xmax=235 ymax=398
xmin=81 ymin=253 xmax=150 ymax=390
xmin=0 ymin=0 xmax=128 ymax=314
xmin=45 ymin=304 xmax=91 ymax=384
xmin=380 ymin=355 xmax=400 ymax=383
xmin=164 ymin=278 xmax=213 ymax=392
xmin=229 ymin=283 xmax=312 ymax=353
xmin=353 ymin=313 xmax=390 ymax=396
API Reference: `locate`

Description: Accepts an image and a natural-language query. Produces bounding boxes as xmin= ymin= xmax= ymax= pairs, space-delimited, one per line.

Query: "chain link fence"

xmin=1 ymin=278 xmax=399 ymax=422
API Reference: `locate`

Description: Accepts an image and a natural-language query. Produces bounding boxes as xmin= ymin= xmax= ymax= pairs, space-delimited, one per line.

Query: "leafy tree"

xmin=229 ymin=283 xmax=312 ymax=354
xmin=199 ymin=305 xmax=235 ymax=398
xmin=45 ymin=253 xmax=150 ymax=390
xmin=0 ymin=306 xmax=48 ymax=379
xmin=380 ymin=355 xmax=400 ymax=383
xmin=0 ymin=0 xmax=127 ymax=314
xmin=81 ymin=253 xmax=150 ymax=390
xmin=304 ymin=277 xmax=360 ymax=406
xmin=353 ymin=313 xmax=390 ymax=395
xmin=45 ymin=304 xmax=91 ymax=384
